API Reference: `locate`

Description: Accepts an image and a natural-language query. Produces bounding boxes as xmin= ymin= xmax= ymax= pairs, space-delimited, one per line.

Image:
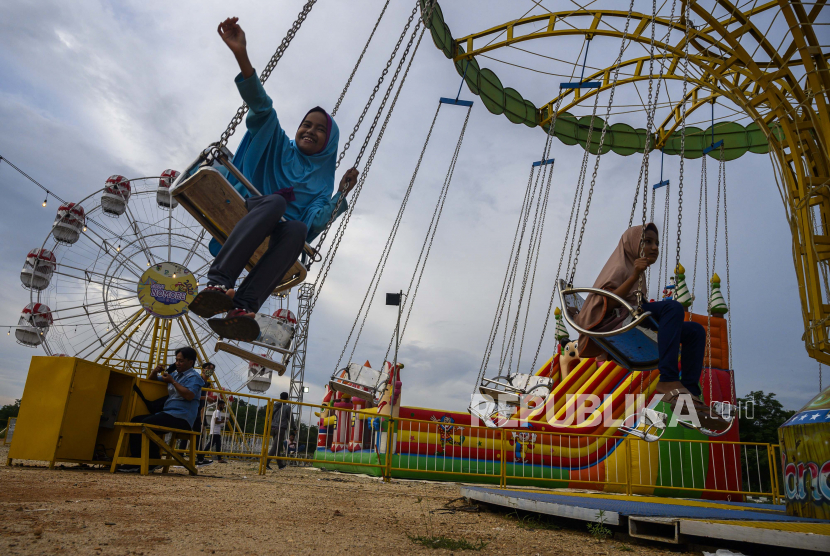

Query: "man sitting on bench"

xmin=119 ymin=347 xmax=205 ymax=473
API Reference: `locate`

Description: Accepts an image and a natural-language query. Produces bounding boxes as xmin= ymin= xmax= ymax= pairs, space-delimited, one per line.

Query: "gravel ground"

xmin=1 ymin=445 xmax=693 ymax=555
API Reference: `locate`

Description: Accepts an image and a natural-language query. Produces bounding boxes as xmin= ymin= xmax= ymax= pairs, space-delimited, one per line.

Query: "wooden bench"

xmin=110 ymin=422 xmax=199 ymax=476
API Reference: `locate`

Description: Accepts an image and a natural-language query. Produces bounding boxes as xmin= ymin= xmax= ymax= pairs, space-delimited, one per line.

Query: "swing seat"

xmin=558 ymin=280 xmax=659 ymax=371
xmin=676 ymin=400 xmax=736 ymax=437
xmin=478 ymin=374 xmax=553 ymax=406
xmin=467 ymin=396 xmax=511 ymax=429
xmin=329 ymin=363 xmax=389 ymax=404
xmin=215 ymin=341 xmax=287 ymax=375
xmin=172 ymin=166 xmax=309 ymax=294
xmin=619 ymin=407 xmax=668 ymax=442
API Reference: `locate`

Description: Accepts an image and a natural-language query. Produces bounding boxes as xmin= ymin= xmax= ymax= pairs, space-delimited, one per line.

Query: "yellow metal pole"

xmin=159 ymin=319 xmax=172 ymax=365
xmin=769 ymin=444 xmax=781 ymax=506
xmin=102 ymin=313 xmax=151 ymax=367
xmin=384 ymin=417 xmax=394 ymax=482
xmin=500 ymin=430 xmax=507 ymax=488
xmin=183 ymin=315 xmax=210 ymax=365
xmin=260 ymin=401 xmax=273 ymax=475
xmin=95 ymin=309 xmax=144 ymax=364
xmin=625 ymin=437 xmax=633 ymax=496
xmin=147 ymin=317 xmax=161 ymax=376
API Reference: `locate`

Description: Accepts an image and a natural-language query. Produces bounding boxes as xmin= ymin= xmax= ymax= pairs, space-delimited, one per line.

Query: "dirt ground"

xmin=0 ymin=445 xmax=696 ymax=556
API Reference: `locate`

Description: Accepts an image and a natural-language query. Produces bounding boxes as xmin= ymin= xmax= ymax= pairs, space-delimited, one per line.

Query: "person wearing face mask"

xmin=189 ymin=17 xmax=359 ymax=342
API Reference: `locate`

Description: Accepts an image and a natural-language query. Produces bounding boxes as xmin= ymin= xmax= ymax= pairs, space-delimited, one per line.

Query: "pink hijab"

xmin=574 ymin=223 xmax=658 ymax=358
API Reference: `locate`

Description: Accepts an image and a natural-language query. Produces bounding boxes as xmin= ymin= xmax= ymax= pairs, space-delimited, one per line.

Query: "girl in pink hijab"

xmin=574 ymin=224 xmax=727 ymax=430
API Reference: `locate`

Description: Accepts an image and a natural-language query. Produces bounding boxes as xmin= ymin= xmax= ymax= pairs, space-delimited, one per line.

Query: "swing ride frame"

xmin=444 ymin=2 xmax=830 ymax=364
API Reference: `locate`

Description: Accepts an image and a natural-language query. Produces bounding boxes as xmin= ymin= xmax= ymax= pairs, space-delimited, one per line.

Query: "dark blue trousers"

xmin=640 ymin=299 xmax=705 ymax=397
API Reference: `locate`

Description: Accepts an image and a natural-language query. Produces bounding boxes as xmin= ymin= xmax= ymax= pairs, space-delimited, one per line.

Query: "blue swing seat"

xmin=558 ymin=279 xmax=659 ymax=371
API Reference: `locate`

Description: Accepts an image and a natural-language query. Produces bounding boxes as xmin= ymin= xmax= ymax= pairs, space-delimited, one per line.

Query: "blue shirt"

xmin=158 ymin=368 xmax=205 ymax=425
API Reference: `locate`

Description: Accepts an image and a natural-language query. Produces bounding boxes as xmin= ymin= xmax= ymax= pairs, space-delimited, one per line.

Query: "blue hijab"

xmin=222 ymin=72 xmax=340 ymax=239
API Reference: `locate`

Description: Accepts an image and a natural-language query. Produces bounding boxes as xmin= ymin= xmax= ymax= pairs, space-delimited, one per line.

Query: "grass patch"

xmin=506 ymin=510 xmax=561 ymax=531
xmin=586 ymin=510 xmax=613 ymax=541
xmin=616 ymin=545 xmax=634 ymax=552
xmin=408 ymin=535 xmax=488 ymax=551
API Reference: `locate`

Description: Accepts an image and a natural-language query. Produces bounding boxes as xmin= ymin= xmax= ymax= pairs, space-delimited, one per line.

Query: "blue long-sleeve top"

xmin=225 ymin=71 xmax=347 ymax=242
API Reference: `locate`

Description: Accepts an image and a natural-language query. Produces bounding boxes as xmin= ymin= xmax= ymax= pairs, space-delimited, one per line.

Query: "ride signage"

xmin=137 ymin=262 xmax=197 ymax=319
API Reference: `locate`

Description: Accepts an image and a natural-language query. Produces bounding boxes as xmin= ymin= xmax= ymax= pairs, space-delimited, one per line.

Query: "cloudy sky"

xmin=0 ymin=0 xmax=824 ymax=412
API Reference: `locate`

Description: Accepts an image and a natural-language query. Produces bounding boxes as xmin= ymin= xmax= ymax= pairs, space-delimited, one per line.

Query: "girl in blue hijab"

xmin=190 ymin=17 xmax=359 ymax=341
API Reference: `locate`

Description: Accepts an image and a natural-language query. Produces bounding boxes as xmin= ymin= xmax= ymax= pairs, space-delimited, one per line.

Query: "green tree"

xmin=0 ymin=399 xmax=21 ymax=438
xmin=736 ymin=391 xmax=795 ymax=498
xmin=738 ymin=391 xmax=796 ymax=444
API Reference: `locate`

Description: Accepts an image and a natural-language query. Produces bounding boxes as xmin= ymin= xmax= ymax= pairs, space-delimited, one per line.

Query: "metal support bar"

xmin=653 ymin=179 xmax=670 ymax=189
xmin=560 ymin=81 xmax=601 ymax=89
xmin=702 ymin=139 xmax=724 ymax=155
xmin=439 ymin=97 xmax=474 ymax=107
xmin=532 ymin=158 xmax=555 ymax=167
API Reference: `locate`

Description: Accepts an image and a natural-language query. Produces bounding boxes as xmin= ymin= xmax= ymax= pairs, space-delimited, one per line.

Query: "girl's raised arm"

xmin=218 ymin=17 xmax=254 ymax=79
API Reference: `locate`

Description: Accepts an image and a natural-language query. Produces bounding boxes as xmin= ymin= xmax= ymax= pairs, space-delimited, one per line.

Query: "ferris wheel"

xmin=14 ymin=172 xmax=293 ymax=393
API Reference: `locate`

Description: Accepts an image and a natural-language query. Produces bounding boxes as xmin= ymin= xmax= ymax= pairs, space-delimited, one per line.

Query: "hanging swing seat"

xmin=467 ymin=396 xmax=512 ymax=429
xmin=329 ymin=362 xmax=390 ymax=404
xmin=172 ymin=166 xmax=312 ymax=293
xmin=619 ymin=407 xmax=668 ymax=442
xmin=215 ymin=341 xmax=288 ymax=375
xmin=557 ymin=279 xmax=660 ymax=372
xmin=478 ymin=374 xmax=553 ymax=406
xmin=675 ymin=400 xmax=736 ymax=437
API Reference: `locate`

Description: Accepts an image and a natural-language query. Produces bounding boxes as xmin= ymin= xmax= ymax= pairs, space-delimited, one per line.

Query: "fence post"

xmin=384 ymin=417 xmax=394 ymax=482
xmin=259 ymin=401 xmax=273 ymax=475
xmin=500 ymin=430 xmax=507 ymax=488
xmin=768 ymin=444 xmax=780 ymax=505
xmin=625 ymin=437 xmax=633 ymax=496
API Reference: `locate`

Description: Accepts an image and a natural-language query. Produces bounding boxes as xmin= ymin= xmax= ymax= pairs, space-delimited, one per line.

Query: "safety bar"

xmin=557 ymin=279 xmax=653 ymax=338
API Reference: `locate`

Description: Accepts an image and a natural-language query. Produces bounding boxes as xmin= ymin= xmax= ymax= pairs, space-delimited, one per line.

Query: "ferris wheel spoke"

xmin=75 ymin=326 xmax=121 ymax=360
xmin=54 ymin=262 xmax=138 ymax=285
xmin=48 ymin=298 xmax=137 ymax=316
xmin=125 ymin=206 xmax=158 ymax=266
xmin=84 ymin=226 xmax=144 ymax=278
xmin=52 ymin=304 xmax=141 ymax=322
xmin=52 ymin=269 xmax=137 ymax=295
xmin=182 ymin=229 xmax=207 ymax=268
xmin=189 ymin=259 xmax=213 ymax=280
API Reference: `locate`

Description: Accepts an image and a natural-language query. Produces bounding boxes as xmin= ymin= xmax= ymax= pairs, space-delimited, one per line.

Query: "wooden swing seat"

xmin=172 ymin=167 xmax=307 ymax=294
xmin=215 ymin=341 xmax=287 ymax=375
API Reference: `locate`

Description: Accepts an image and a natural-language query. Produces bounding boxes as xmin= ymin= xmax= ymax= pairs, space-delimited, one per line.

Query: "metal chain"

xmin=311 ymin=0 xmax=424 ymax=257
xmin=721 ymin=147 xmax=735 ymax=403
xmin=333 ymin=102 xmax=442 ymax=371
xmin=218 ymin=0 xmax=317 ymax=148
xmin=309 ymin=10 xmax=429 ymax=315
xmin=628 ymin=0 xmax=677 ymax=230
xmin=514 ymin=156 xmax=556 ymax=375
xmin=691 ymin=157 xmax=706 ymax=313
xmin=564 ymin=96 xmax=600 ymax=279
xmin=331 ymin=0 xmax=391 ymax=117
xmin=478 ymin=162 xmax=537 ymax=386
xmin=386 ymin=106 xmax=473 ymax=362
xmin=676 ymin=0 xmax=691 ymax=277
xmin=568 ymin=0 xmax=637 ymax=285
xmin=505 ymin=130 xmax=556 ymax=374
xmin=530 ymin=99 xmax=592 ymax=372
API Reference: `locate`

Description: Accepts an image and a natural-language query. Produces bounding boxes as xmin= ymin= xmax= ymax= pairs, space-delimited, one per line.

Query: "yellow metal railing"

xmin=175 ymin=390 xmax=782 ymax=503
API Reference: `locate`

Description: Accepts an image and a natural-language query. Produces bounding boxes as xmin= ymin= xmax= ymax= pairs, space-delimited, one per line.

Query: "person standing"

xmin=194 ymin=362 xmax=216 ymax=465
xmin=266 ymin=392 xmax=294 ymax=470
xmin=209 ymin=400 xmax=229 ymax=463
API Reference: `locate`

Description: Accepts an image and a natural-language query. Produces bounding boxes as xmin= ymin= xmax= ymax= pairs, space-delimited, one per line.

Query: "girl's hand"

xmin=218 ymin=17 xmax=247 ymax=55
xmin=339 ymin=167 xmax=359 ymax=195
xmin=633 ymin=257 xmax=651 ymax=276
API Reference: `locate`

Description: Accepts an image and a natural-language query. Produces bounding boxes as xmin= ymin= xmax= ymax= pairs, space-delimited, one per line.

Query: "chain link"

xmin=676 ymin=0 xmax=691 ymax=277
xmin=217 ymin=0 xmax=317 ymax=149
xmin=568 ymin=0 xmax=637 ymax=285
xmin=721 ymin=147 xmax=735 ymax=403
xmin=387 ymin=106 xmax=473 ymax=362
xmin=311 ymin=0 xmax=426 ymax=260
xmin=331 ymin=0 xmax=391 ymax=117
xmin=332 ymin=102 xmax=442 ymax=372
xmin=309 ymin=9 xmax=429 ymax=316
